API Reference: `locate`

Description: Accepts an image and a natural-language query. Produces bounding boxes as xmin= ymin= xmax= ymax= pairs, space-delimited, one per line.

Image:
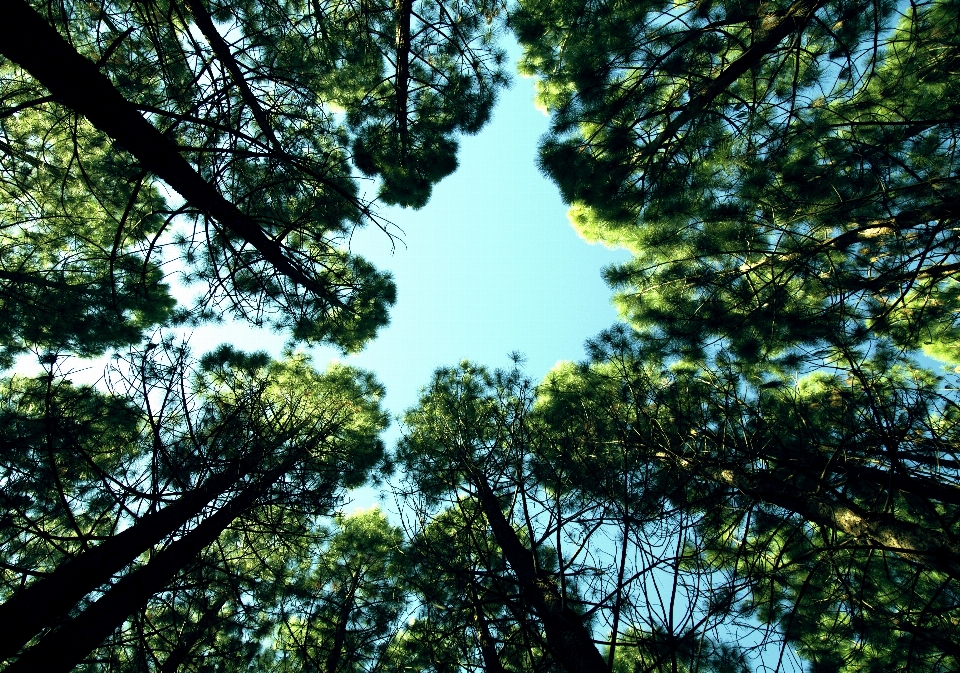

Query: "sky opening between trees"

xmin=1 ymin=0 xmax=959 ymax=671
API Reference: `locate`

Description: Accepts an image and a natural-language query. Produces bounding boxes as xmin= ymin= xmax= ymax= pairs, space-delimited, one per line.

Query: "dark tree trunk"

xmin=470 ymin=586 xmax=506 ymax=673
xmin=0 ymin=0 xmax=340 ymax=305
xmin=182 ymin=0 xmax=279 ymax=149
xmin=472 ymin=473 xmax=607 ymax=673
xmin=323 ymin=567 xmax=363 ymax=673
xmin=0 ymin=457 xmax=252 ymax=661
xmin=394 ymin=0 xmax=413 ymax=153
xmin=157 ymin=594 xmax=230 ymax=673
xmin=4 ymin=461 xmax=295 ymax=673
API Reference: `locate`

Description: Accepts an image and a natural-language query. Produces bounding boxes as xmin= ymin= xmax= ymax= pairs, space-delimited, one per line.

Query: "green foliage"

xmin=535 ymin=325 xmax=960 ymax=671
xmin=79 ymin=510 xmax=402 ymax=673
xmin=513 ymin=0 xmax=960 ymax=364
xmin=0 ymin=373 xmax=143 ymax=588
xmin=193 ymin=345 xmax=390 ymax=491
xmin=0 ymin=97 xmax=175 ymax=366
xmin=2 ymin=0 xmax=508 ymax=358
xmin=8 ymin=0 xmax=960 ymax=669
xmin=396 ymin=363 xmax=578 ymax=671
xmin=0 ymin=0 xmax=511 ymax=668
xmin=256 ymin=508 xmax=407 ymax=673
xmin=339 ymin=0 xmax=510 ymax=207
xmin=0 ymin=342 xmax=389 ymax=669
xmin=397 ymin=359 xmax=760 ymax=671
xmin=505 ymin=7 xmax=960 ymax=664
xmin=609 ymin=627 xmax=751 ymax=673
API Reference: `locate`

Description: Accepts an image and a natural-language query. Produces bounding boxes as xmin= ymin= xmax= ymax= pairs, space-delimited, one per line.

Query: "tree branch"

xmin=181 ymin=0 xmax=281 ymax=150
xmin=0 ymin=0 xmax=345 ymax=308
xmin=641 ymin=0 xmax=828 ymax=159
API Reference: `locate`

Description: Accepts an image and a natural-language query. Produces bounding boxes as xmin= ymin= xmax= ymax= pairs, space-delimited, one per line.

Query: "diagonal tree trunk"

xmin=324 ymin=565 xmax=364 ymax=673
xmin=0 ymin=456 xmax=254 ymax=662
xmin=471 ymin=472 xmax=607 ymax=673
xmin=469 ymin=584 xmax=506 ymax=673
xmin=3 ymin=459 xmax=306 ymax=673
xmin=157 ymin=593 xmax=231 ymax=673
xmin=181 ymin=0 xmax=280 ymax=150
xmin=0 ymin=0 xmax=343 ymax=306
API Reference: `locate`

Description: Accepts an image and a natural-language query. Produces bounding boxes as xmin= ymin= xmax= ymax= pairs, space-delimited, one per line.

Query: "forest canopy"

xmin=1 ymin=0 xmax=959 ymax=671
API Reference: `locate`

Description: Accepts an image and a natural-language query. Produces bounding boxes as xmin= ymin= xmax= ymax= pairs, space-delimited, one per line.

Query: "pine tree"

xmin=0 ymin=0 xmax=508 ymax=359
xmin=0 ymin=343 xmax=388 ymax=670
xmin=390 ymin=498 xmax=562 ymax=673
xmin=534 ymin=325 xmax=960 ymax=670
xmin=0 ymin=1 xmax=507 ymax=666
xmin=392 ymin=329 xmax=960 ymax=671
xmin=505 ymin=0 xmax=960 ymax=666
xmin=257 ymin=508 xmax=408 ymax=673
xmin=396 ymin=361 xmax=762 ymax=673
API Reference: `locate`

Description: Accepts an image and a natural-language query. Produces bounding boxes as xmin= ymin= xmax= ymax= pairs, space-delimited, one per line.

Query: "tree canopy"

xmin=1 ymin=0 xmax=507 ymax=362
xmin=3 ymin=0 xmax=960 ymax=670
xmin=0 ymin=0 xmax=502 ymax=668
xmin=512 ymin=0 xmax=960 ymax=366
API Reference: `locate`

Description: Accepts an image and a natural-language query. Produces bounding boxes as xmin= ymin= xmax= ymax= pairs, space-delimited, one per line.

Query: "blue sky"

xmin=188 ymin=41 xmax=630 ymax=446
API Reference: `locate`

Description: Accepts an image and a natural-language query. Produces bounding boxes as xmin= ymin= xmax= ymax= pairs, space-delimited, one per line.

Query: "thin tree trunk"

xmin=469 ymin=585 xmax=506 ymax=673
xmin=181 ymin=0 xmax=280 ymax=149
xmin=0 ymin=457 xmax=252 ymax=661
xmin=606 ymin=500 xmax=630 ymax=672
xmin=157 ymin=594 xmax=230 ymax=673
xmin=324 ymin=566 xmax=363 ymax=673
xmin=4 ymin=461 xmax=298 ymax=673
xmin=0 ymin=0 xmax=341 ymax=306
xmin=472 ymin=473 xmax=607 ymax=673
xmin=395 ymin=0 xmax=413 ymax=155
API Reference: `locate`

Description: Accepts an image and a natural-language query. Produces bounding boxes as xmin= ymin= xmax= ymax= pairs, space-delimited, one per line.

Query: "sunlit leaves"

xmin=514 ymin=0 xmax=960 ymax=365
